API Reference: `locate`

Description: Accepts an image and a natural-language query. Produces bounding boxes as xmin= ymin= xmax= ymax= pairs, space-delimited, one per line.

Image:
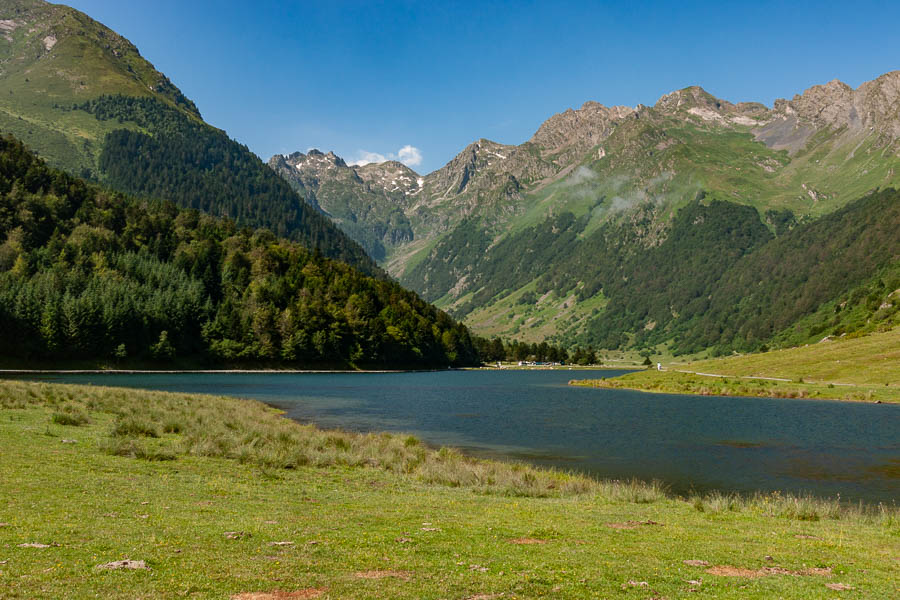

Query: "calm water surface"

xmin=21 ymin=370 xmax=900 ymax=503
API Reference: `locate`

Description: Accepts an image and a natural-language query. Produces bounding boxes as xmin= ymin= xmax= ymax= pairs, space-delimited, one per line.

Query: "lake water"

xmin=18 ymin=369 xmax=900 ymax=503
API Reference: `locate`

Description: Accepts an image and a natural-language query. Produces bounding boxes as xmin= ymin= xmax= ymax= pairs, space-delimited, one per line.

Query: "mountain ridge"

xmin=271 ymin=70 xmax=900 ymax=352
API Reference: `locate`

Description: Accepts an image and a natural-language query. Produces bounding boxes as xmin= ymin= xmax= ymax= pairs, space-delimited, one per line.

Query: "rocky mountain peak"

xmin=354 ymin=160 xmax=422 ymax=196
xmin=655 ymin=86 xmax=726 ymax=112
xmin=654 ymin=86 xmax=767 ymax=129
xmin=529 ymin=101 xmax=635 ymax=156
xmin=763 ymin=71 xmax=900 ymax=147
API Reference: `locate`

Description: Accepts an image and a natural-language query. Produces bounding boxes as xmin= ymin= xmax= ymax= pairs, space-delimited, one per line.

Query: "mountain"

xmin=0 ymin=133 xmax=479 ymax=367
xmin=272 ymin=72 xmax=900 ymax=354
xmin=270 ymin=151 xmax=418 ymax=263
xmin=0 ymin=0 xmax=378 ymax=275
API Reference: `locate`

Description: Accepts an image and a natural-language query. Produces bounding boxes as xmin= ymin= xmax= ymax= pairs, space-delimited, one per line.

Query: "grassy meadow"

xmin=1 ymin=379 xmax=898 ymax=599
xmin=573 ymin=328 xmax=900 ymax=403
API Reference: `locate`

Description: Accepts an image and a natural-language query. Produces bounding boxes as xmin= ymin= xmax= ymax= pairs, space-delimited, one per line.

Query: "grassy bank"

xmin=1 ymin=380 xmax=898 ymax=599
xmin=572 ymin=328 xmax=900 ymax=403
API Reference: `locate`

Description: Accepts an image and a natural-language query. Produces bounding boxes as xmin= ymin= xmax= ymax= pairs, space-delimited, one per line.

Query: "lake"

xmin=17 ymin=369 xmax=900 ymax=503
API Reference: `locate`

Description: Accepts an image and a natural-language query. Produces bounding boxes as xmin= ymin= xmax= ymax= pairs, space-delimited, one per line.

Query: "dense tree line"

xmin=672 ymin=188 xmax=900 ymax=354
xmin=419 ymin=197 xmax=772 ymax=351
xmin=0 ymin=134 xmax=478 ymax=367
xmin=75 ymin=95 xmax=380 ymax=276
xmin=573 ymin=199 xmax=773 ymax=351
xmin=471 ymin=337 xmax=582 ymax=364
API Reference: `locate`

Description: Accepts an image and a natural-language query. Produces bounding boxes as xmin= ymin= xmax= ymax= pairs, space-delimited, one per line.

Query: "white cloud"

xmin=350 ymin=151 xmax=388 ymax=166
xmin=396 ymin=145 xmax=423 ymax=167
xmin=350 ymin=145 xmax=423 ymax=168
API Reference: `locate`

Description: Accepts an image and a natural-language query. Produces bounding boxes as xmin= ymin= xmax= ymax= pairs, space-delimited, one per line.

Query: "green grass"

xmin=0 ymin=1 xmax=200 ymax=174
xmin=457 ymin=280 xmax=608 ymax=344
xmin=572 ymin=327 xmax=900 ymax=403
xmin=1 ymin=379 xmax=899 ymax=599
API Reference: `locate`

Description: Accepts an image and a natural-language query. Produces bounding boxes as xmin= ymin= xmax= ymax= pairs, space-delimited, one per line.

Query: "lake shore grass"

xmin=571 ymin=328 xmax=900 ymax=404
xmin=570 ymin=370 xmax=900 ymax=403
xmin=1 ymin=379 xmax=898 ymax=599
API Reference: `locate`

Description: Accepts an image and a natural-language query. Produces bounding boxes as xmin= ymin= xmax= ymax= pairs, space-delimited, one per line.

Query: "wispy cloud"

xmin=350 ymin=150 xmax=388 ymax=166
xmin=351 ymin=145 xmax=423 ymax=168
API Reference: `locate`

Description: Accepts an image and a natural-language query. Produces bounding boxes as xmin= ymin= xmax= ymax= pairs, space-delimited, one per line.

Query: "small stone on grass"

xmin=95 ymin=559 xmax=148 ymax=571
xmin=825 ymin=583 xmax=854 ymax=591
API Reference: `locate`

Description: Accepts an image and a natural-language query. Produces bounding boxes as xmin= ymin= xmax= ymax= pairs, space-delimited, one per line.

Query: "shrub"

xmin=51 ymin=405 xmax=90 ymax=426
xmin=111 ymin=417 xmax=160 ymax=438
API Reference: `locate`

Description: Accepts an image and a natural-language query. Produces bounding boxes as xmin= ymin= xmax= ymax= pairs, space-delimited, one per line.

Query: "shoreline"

xmin=570 ymin=370 xmax=900 ymax=404
xmin=0 ymin=365 xmax=638 ymax=376
xmin=0 ymin=368 xmax=423 ymax=375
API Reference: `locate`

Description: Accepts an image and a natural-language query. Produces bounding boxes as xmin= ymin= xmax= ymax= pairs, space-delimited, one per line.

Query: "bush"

xmin=51 ymin=405 xmax=90 ymax=426
xmin=111 ymin=417 xmax=160 ymax=438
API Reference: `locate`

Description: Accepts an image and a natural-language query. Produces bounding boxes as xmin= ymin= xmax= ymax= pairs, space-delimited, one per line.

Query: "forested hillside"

xmin=0 ymin=134 xmax=478 ymax=368
xmin=76 ymin=95 xmax=379 ymax=276
xmin=669 ymin=188 xmax=900 ymax=354
xmin=438 ymin=191 xmax=900 ymax=356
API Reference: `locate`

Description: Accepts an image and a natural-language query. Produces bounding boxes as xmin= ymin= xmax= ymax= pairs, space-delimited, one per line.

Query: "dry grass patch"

xmin=706 ymin=565 xmax=832 ymax=578
xmin=354 ymin=570 xmax=411 ymax=580
xmin=605 ymin=520 xmax=663 ymax=530
xmin=231 ymin=590 xmax=324 ymax=600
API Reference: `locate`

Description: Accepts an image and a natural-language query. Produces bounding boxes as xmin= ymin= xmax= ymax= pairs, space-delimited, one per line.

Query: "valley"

xmin=1 ymin=1 xmax=899 ymax=598
xmin=272 ymin=75 xmax=900 ymax=353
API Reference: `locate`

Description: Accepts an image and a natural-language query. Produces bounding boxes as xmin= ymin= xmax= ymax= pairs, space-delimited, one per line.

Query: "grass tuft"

xmin=50 ymin=402 xmax=90 ymax=426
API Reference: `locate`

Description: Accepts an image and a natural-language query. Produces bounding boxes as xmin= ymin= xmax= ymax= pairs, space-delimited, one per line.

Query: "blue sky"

xmin=65 ymin=0 xmax=900 ymax=173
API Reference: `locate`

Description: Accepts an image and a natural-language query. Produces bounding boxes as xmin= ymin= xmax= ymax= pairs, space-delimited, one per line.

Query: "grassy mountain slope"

xmin=0 ymin=0 xmax=198 ymax=175
xmin=274 ymin=73 xmax=900 ymax=352
xmin=0 ymin=133 xmax=478 ymax=368
xmin=573 ymin=325 xmax=900 ymax=404
xmin=0 ymin=0 xmax=378 ymax=274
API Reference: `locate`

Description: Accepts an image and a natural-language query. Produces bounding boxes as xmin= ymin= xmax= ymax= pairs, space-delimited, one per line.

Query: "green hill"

xmin=0 ymin=134 xmax=478 ymax=368
xmin=0 ymin=0 xmax=378 ymax=275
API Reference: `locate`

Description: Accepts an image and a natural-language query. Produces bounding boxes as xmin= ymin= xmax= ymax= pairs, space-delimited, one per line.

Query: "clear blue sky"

xmin=64 ymin=0 xmax=900 ymax=173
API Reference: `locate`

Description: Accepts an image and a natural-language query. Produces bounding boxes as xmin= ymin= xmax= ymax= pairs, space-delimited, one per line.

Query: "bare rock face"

xmin=426 ymin=139 xmax=523 ymax=198
xmin=785 ymin=79 xmax=860 ymax=130
xmin=856 ymin=71 xmax=900 ymax=140
xmin=355 ymin=160 xmax=422 ymax=199
xmin=759 ymin=71 xmax=900 ymax=151
xmin=529 ymin=101 xmax=635 ymax=158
